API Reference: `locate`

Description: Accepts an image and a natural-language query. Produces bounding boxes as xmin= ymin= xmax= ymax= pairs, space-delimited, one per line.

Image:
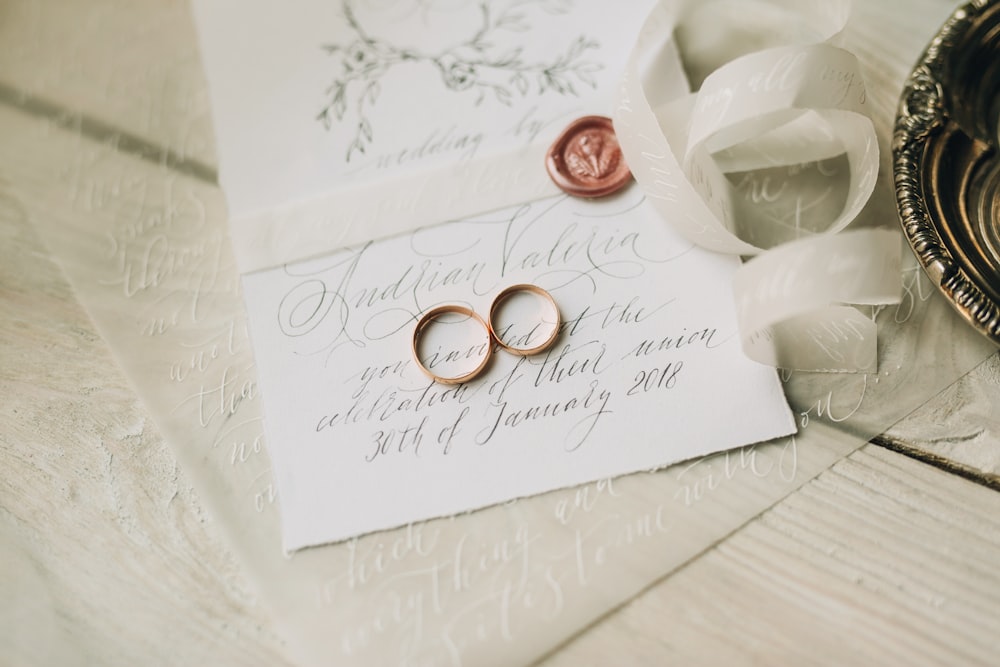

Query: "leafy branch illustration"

xmin=317 ymin=0 xmax=603 ymax=161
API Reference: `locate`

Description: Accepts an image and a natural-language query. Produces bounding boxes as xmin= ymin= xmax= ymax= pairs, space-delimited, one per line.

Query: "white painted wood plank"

xmin=0 ymin=189 xmax=289 ymax=666
xmin=0 ymin=0 xmax=216 ymax=169
xmin=883 ymin=354 xmax=1000 ymax=480
xmin=539 ymin=444 xmax=1000 ymax=666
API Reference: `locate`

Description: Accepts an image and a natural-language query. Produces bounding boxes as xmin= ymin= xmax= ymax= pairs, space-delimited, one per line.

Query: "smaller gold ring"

xmin=488 ymin=284 xmax=561 ymax=356
xmin=412 ymin=305 xmax=493 ymax=385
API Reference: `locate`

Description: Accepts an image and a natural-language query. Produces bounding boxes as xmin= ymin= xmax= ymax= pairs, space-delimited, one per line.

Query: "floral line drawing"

xmin=317 ymin=0 xmax=603 ymax=161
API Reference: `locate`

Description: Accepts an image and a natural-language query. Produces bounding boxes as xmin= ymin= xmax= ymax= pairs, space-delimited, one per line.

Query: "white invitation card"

xmin=193 ymin=0 xmax=797 ymax=550
xmin=243 ymin=188 xmax=796 ymax=549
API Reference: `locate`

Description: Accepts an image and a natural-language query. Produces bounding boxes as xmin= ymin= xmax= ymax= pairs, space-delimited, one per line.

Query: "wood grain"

xmin=882 ymin=354 xmax=1000 ymax=481
xmin=539 ymin=444 xmax=1000 ymax=666
xmin=0 ymin=0 xmax=215 ymax=169
xmin=0 ymin=187 xmax=288 ymax=665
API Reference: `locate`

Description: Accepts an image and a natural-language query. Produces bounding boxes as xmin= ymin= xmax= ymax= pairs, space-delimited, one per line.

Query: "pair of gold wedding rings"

xmin=411 ymin=284 xmax=561 ymax=385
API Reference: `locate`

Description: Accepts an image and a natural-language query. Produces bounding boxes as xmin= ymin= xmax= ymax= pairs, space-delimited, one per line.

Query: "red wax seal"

xmin=545 ymin=115 xmax=632 ymax=198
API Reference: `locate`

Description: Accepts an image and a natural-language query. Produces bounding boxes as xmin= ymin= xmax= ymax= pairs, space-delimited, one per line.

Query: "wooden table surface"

xmin=2 ymin=1 xmax=1000 ymax=665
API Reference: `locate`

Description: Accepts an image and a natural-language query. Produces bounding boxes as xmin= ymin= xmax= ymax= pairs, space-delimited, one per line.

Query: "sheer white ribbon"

xmin=614 ymin=0 xmax=901 ymax=371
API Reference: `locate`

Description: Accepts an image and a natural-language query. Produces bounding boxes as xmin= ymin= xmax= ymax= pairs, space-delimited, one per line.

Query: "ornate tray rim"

xmin=893 ymin=0 xmax=1000 ymax=345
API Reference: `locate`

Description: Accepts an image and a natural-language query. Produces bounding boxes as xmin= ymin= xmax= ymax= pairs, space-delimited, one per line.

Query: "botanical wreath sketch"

xmin=317 ymin=0 xmax=603 ymax=161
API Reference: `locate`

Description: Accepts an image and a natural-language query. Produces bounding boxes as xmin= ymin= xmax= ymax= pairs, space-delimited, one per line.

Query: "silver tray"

xmin=894 ymin=0 xmax=1000 ymax=345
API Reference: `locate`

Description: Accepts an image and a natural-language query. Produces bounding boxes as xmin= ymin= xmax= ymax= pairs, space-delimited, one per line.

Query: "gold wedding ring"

xmin=488 ymin=284 xmax=561 ymax=356
xmin=412 ymin=286 xmax=561 ymax=384
xmin=411 ymin=304 xmax=493 ymax=385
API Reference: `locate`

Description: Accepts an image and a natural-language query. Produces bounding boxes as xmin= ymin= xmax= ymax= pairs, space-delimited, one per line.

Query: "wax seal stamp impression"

xmin=546 ymin=115 xmax=632 ymax=197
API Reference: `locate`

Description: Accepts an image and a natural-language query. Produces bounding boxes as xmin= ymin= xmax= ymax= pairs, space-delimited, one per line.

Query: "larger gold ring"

xmin=488 ymin=284 xmax=562 ymax=356
xmin=412 ymin=305 xmax=493 ymax=385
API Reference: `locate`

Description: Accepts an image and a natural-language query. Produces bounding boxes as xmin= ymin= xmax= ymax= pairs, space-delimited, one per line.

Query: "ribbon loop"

xmin=614 ymin=0 xmax=902 ymax=371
